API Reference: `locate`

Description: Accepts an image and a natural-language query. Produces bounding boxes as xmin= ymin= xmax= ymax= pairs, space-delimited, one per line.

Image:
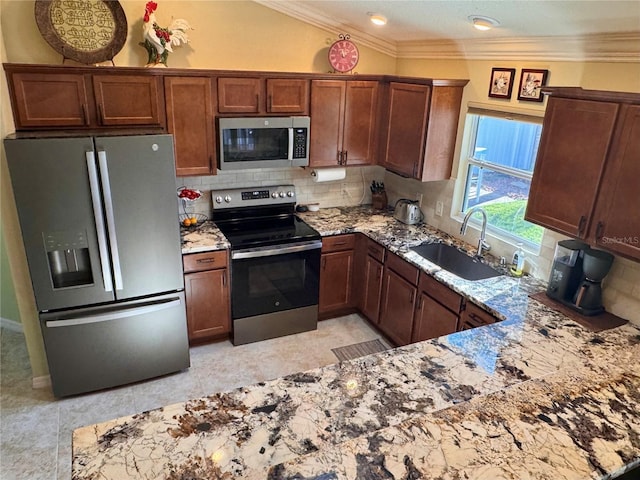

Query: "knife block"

xmin=372 ymin=192 xmax=387 ymax=210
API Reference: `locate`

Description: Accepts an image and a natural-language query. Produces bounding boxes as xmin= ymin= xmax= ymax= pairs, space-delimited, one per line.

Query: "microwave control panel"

xmin=293 ymin=128 xmax=308 ymax=159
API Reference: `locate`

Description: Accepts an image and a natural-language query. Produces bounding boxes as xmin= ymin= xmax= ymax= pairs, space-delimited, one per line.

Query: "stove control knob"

xmin=279 ymin=191 xmax=286 ymax=198
xmin=271 ymin=192 xmax=278 ymax=198
xmin=215 ymin=196 xmax=223 ymax=204
xmin=286 ymin=191 xmax=294 ymax=197
xmin=224 ymin=195 xmax=232 ymax=203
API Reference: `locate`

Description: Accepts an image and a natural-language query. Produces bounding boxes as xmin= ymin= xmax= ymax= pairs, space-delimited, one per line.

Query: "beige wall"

xmin=389 ymin=58 xmax=640 ymax=324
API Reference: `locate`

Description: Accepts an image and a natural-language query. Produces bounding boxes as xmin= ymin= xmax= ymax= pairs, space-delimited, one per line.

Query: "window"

xmin=461 ymin=111 xmax=544 ymax=248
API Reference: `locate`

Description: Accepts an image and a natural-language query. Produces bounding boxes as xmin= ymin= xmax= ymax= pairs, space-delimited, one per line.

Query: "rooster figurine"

xmin=140 ymin=1 xmax=192 ymax=66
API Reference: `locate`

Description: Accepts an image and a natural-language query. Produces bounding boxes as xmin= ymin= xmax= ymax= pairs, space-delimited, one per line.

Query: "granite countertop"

xmin=73 ymin=207 xmax=640 ymax=479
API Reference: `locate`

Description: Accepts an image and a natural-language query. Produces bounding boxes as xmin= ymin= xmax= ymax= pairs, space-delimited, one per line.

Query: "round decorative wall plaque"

xmin=35 ymin=0 xmax=128 ymax=64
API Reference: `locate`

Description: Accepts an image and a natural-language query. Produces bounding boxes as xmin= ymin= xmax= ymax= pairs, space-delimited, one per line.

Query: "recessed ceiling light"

xmin=368 ymin=12 xmax=387 ymax=26
xmin=468 ymin=15 xmax=500 ymax=31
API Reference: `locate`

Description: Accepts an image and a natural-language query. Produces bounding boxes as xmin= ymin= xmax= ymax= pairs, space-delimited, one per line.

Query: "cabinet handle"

xmin=375 ymin=265 xmax=381 ymax=281
xmin=223 ymin=272 xmax=227 ymax=287
xmin=81 ymin=104 xmax=89 ymax=125
xmin=196 ymin=258 xmax=216 ymax=264
xmin=256 ymin=94 xmax=260 ymax=110
xmin=595 ymin=221 xmax=605 ymax=239
xmin=337 ymin=151 xmax=342 ymax=164
xmin=322 ymin=257 xmax=326 ymax=269
xmin=409 ymin=291 xmax=414 ymax=303
xmin=343 ymin=151 xmax=348 ymax=165
xmin=268 ymin=94 xmax=272 ymax=111
xmin=97 ymin=103 xmax=104 ymax=125
xmin=578 ymin=215 xmax=587 ymax=236
xmin=416 ymin=295 xmax=422 ymax=309
xmin=333 ymin=241 xmax=347 ymax=246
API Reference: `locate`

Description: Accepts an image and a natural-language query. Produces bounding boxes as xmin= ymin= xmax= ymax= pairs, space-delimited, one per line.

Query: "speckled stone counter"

xmin=73 ymin=206 xmax=640 ymax=479
xmin=181 ymin=221 xmax=229 ymax=254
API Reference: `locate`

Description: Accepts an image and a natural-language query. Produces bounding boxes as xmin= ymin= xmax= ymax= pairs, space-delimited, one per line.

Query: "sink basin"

xmin=410 ymin=243 xmax=501 ymax=281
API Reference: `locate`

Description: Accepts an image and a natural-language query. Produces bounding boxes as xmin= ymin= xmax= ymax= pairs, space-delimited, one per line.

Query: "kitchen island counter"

xmin=74 ymin=207 xmax=640 ymax=479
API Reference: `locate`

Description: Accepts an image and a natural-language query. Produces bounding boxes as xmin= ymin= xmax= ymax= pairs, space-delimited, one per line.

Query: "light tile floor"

xmin=0 ymin=315 xmax=388 ymax=480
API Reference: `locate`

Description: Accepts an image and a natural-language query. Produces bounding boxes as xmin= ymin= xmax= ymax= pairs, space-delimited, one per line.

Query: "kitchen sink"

xmin=410 ymin=243 xmax=502 ymax=281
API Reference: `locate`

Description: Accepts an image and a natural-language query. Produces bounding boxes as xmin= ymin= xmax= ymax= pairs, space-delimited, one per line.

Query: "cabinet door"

xmin=412 ymin=293 xmax=458 ymax=343
xmin=310 ymin=80 xmax=345 ymax=167
xmin=590 ymin=104 xmax=640 ymax=260
xmin=342 ymin=81 xmax=378 ymax=165
xmin=8 ymin=72 xmax=90 ymax=128
xmin=379 ymin=269 xmax=416 ymax=346
xmin=92 ymin=75 xmax=165 ymax=127
xmin=319 ymin=250 xmax=353 ymax=314
xmin=362 ymin=256 xmax=383 ymax=323
xmin=217 ymin=77 xmax=262 ymax=113
xmin=266 ymin=79 xmax=309 ymax=114
xmin=525 ymin=97 xmax=619 ymax=238
xmin=165 ymin=76 xmax=216 ymax=176
xmin=383 ymin=83 xmax=430 ymax=178
xmin=184 ymin=269 xmax=230 ymax=341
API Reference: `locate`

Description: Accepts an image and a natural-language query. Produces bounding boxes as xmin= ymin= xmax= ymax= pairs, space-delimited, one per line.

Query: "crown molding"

xmin=253 ymin=0 xmax=398 ymax=56
xmin=397 ymin=32 xmax=640 ymax=62
xmin=254 ymin=1 xmax=639 ymax=63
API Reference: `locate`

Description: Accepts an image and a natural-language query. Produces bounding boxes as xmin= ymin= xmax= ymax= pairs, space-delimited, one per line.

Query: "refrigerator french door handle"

xmin=86 ymin=152 xmax=114 ymax=292
xmin=45 ymin=298 xmax=182 ymax=328
xmin=97 ymin=150 xmax=124 ymax=291
xmin=287 ymin=127 xmax=294 ymax=160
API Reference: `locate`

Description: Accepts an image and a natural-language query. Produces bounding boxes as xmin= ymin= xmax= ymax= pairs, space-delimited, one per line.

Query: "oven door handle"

xmin=232 ymin=240 xmax=322 ymax=259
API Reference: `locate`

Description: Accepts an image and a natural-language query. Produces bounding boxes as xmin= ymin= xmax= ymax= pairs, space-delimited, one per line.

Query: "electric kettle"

xmin=393 ymin=199 xmax=423 ymax=225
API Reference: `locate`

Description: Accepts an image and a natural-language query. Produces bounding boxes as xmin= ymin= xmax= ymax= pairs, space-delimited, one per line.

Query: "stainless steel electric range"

xmin=211 ymin=185 xmax=321 ymax=345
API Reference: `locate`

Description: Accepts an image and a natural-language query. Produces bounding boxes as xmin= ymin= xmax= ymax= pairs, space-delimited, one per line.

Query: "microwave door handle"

xmin=97 ymin=150 xmax=124 ymax=291
xmin=288 ymin=127 xmax=294 ymax=160
xmin=86 ymin=152 xmax=114 ymax=292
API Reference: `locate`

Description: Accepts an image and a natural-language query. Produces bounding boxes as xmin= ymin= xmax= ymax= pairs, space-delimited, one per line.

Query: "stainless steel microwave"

xmin=218 ymin=116 xmax=310 ymax=170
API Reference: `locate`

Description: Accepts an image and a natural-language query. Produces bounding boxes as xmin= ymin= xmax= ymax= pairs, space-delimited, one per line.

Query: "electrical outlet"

xmin=341 ymin=183 xmax=349 ymax=197
xmin=415 ymin=192 xmax=423 ymax=207
xmin=435 ymin=201 xmax=444 ymax=217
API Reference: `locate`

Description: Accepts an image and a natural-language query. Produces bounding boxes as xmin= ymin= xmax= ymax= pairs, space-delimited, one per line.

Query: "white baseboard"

xmin=0 ymin=317 xmax=23 ymax=333
xmin=32 ymin=375 xmax=52 ymax=389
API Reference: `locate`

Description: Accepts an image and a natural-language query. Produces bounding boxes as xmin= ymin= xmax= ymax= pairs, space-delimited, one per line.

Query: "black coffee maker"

xmin=572 ymin=248 xmax=614 ymax=316
xmin=546 ymin=240 xmax=614 ymax=316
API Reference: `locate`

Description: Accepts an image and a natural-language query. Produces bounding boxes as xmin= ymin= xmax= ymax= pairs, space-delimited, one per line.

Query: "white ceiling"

xmin=256 ymin=0 xmax=640 ymax=61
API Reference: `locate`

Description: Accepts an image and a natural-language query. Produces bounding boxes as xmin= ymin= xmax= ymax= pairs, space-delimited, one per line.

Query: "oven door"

xmin=230 ymin=240 xmax=321 ymax=320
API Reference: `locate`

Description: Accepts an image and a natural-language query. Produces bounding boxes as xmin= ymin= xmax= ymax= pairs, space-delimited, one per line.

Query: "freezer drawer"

xmin=40 ymin=292 xmax=189 ymax=397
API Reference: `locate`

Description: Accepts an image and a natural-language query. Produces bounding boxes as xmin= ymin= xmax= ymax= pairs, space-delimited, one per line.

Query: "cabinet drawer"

xmin=462 ymin=302 xmax=499 ymax=328
xmin=366 ymin=238 xmax=386 ymax=262
xmin=419 ymin=272 xmax=462 ymax=313
xmin=322 ymin=234 xmax=356 ymax=253
xmin=385 ymin=252 xmax=419 ymax=285
xmin=183 ymin=250 xmax=228 ymax=273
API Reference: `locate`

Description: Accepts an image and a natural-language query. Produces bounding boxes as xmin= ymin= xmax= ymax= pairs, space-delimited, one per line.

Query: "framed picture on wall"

xmin=517 ymin=69 xmax=549 ymax=102
xmin=488 ymin=68 xmax=516 ymax=99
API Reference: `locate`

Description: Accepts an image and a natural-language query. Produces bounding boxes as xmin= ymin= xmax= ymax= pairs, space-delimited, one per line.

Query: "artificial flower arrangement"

xmin=140 ymin=1 xmax=192 ymax=66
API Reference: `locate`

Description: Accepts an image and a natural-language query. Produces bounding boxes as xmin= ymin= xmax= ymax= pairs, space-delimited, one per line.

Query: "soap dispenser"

xmin=510 ymin=243 xmax=525 ymax=277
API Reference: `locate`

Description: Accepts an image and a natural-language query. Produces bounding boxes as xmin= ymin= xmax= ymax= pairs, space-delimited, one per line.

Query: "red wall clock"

xmin=328 ymin=34 xmax=359 ymax=73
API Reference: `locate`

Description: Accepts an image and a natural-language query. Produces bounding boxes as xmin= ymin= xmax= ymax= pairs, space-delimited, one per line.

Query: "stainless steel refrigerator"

xmin=5 ymin=134 xmax=190 ymax=397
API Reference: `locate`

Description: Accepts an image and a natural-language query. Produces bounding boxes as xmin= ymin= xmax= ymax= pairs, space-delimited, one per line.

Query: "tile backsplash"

xmin=176 ymin=166 xmax=385 ymax=217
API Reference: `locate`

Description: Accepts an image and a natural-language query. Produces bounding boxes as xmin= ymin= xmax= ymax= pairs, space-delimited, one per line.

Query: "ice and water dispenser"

xmin=44 ymin=230 xmax=93 ymax=288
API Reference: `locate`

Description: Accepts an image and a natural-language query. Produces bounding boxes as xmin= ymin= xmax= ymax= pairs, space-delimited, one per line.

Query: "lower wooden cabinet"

xmin=378 ymin=252 xmax=419 ymax=346
xmin=361 ymin=255 xmax=384 ymax=323
xmin=183 ymin=251 xmax=230 ymax=342
xmin=319 ymin=234 xmax=356 ymax=316
xmin=459 ymin=302 xmax=499 ymax=331
xmin=412 ymin=292 xmax=459 ymax=342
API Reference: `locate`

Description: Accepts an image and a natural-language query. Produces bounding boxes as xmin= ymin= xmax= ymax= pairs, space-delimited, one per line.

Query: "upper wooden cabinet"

xmin=92 ymin=74 xmax=164 ymax=127
xmin=525 ymin=88 xmax=640 ymax=261
xmin=381 ymin=81 xmax=466 ymax=181
xmin=165 ymin=76 xmax=216 ymax=176
xmin=310 ymin=80 xmax=379 ymax=167
xmin=7 ymin=71 xmax=90 ymax=128
xmin=217 ymin=77 xmax=309 ymax=114
xmin=5 ymin=65 xmax=166 ymax=130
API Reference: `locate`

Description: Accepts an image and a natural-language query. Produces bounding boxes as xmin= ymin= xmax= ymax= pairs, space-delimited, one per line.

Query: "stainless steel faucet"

xmin=460 ymin=207 xmax=491 ymax=258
